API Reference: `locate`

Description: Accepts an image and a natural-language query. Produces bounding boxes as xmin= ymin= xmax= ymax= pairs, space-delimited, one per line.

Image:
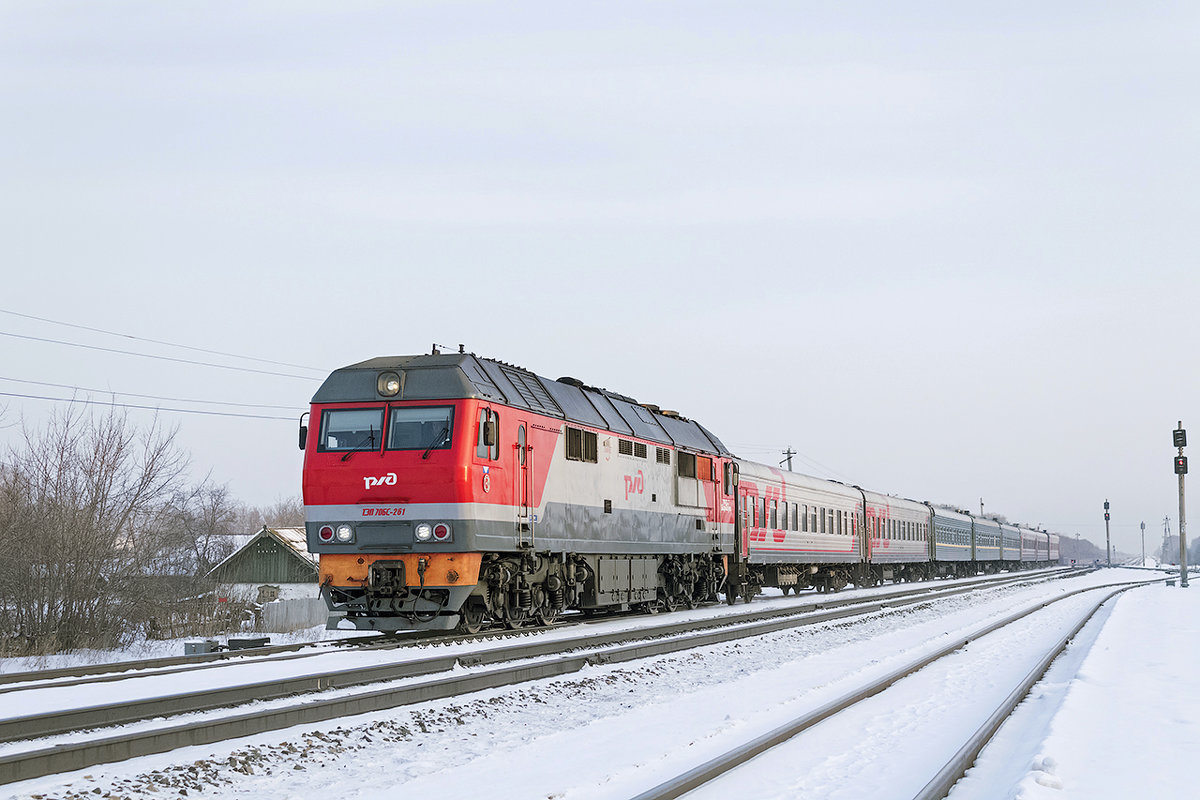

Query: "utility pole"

xmin=780 ymin=447 xmax=795 ymax=472
xmin=1174 ymin=422 xmax=1188 ymax=588
xmin=1104 ymin=499 xmax=1111 ymax=567
xmin=980 ymin=498 xmax=984 ymax=517
xmin=1163 ymin=516 xmax=1172 ymax=564
xmin=1141 ymin=521 xmax=1146 ymax=567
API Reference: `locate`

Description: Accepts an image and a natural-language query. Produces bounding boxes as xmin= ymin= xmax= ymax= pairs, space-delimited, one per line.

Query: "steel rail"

xmin=0 ymin=636 xmax=365 ymax=687
xmin=0 ymin=568 xmax=1076 ymax=745
xmin=0 ymin=566 xmax=1078 ymax=694
xmin=0 ymin=570 xmax=1084 ymax=786
xmin=627 ymin=577 xmax=1160 ymax=800
xmin=910 ymin=588 xmax=1124 ymax=800
xmin=0 ymin=583 xmax=964 ymax=743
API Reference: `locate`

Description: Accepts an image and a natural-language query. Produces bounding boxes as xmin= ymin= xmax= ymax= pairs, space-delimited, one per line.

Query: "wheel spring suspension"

xmin=546 ymin=575 xmax=565 ymax=609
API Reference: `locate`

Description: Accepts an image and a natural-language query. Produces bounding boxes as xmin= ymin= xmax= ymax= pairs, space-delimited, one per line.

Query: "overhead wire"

xmin=727 ymin=441 xmax=853 ymax=482
xmin=0 ymin=309 xmax=318 ymax=419
xmin=0 ymin=391 xmax=299 ymax=421
xmin=0 ymin=376 xmax=304 ymax=411
xmin=0 ymin=307 xmax=324 ymax=373
xmin=0 ymin=330 xmax=319 ymax=380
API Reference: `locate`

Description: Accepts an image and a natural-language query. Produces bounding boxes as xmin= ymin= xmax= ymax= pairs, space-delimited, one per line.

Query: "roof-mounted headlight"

xmin=377 ymin=371 xmax=401 ymax=397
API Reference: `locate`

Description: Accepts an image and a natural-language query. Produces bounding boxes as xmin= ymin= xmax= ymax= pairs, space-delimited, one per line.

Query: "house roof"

xmin=205 ymin=525 xmax=316 ymax=579
xmin=268 ymin=527 xmax=317 ymax=566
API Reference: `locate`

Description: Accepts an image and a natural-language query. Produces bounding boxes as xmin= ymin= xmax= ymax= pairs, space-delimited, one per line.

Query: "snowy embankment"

xmin=963 ymin=578 xmax=1200 ymax=800
xmin=1 ymin=569 xmax=1189 ymax=800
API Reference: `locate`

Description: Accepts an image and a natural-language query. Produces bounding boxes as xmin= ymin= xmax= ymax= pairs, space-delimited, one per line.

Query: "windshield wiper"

xmin=421 ymin=425 xmax=450 ymax=460
xmin=340 ymin=426 xmax=377 ymax=462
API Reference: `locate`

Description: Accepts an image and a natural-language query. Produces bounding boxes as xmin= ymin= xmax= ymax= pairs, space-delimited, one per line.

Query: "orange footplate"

xmin=320 ymin=552 xmax=482 ymax=588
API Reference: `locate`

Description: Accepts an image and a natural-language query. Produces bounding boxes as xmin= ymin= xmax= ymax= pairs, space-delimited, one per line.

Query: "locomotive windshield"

xmin=387 ymin=406 xmax=455 ymax=451
xmin=319 ymin=408 xmax=383 ymax=451
xmin=317 ymin=406 xmax=456 ymax=453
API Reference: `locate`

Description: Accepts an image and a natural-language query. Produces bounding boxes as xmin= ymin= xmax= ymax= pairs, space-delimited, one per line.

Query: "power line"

xmin=727 ymin=441 xmax=853 ymax=482
xmin=0 ymin=376 xmax=304 ymax=411
xmin=0 ymin=307 xmax=325 ymax=372
xmin=0 ymin=330 xmax=320 ymax=381
xmin=0 ymin=391 xmax=299 ymax=421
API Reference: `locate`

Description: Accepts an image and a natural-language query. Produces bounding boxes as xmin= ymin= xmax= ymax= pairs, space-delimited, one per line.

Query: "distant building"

xmin=207 ymin=526 xmax=317 ymax=596
xmin=205 ymin=526 xmax=326 ymax=630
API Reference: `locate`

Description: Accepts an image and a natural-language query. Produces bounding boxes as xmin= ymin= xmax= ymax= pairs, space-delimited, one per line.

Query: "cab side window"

xmin=477 ymin=408 xmax=500 ymax=460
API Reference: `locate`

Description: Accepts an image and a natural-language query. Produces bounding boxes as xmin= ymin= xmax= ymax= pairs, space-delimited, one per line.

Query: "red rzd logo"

xmin=624 ymin=470 xmax=644 ymax=500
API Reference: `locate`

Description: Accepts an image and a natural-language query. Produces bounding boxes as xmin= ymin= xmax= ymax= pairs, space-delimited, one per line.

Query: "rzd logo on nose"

xmin=363 ymin=473 xmax=397 ymax=490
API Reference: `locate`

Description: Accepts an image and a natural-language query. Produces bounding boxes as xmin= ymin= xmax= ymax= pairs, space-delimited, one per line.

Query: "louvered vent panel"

xmin=500 ymin=366 xmax=562 ymax=416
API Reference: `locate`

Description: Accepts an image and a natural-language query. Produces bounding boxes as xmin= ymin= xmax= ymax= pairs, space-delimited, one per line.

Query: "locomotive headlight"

xmin=415 ymin=523 xmax=433 ymax=541
xmin=335 ymin=524 xmax=354 ymax=542
xmin=377 ymin=371 xmax=401 ymax=397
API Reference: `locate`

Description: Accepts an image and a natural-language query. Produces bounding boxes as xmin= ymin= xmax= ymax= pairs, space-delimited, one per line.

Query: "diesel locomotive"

xmin=300 ymin=349 xmax=1059 ymax=633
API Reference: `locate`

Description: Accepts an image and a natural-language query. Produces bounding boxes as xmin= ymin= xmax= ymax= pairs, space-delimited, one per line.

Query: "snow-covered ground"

xmin=1 ymin=567 xmax=1193 ymax=800
xmin=994 ymin=576 xmax=1200 ymax=799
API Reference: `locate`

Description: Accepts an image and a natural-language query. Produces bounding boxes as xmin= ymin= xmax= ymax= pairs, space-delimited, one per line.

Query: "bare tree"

xmin=0 ymin=405 xmax=190 ymax=653
xmin=165 ymin=482 xmax=240 ymax=574
xmin=233 ymin=495 xmax=305 ymax=533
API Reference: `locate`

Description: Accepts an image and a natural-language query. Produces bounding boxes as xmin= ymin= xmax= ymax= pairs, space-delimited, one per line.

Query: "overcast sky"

xmin=2 ymin=1 xmax=1196 ymax=555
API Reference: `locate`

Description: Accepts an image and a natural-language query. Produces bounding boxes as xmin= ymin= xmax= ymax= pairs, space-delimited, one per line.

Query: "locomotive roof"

xmin=312 ymin=353 xmax=732 ymax=457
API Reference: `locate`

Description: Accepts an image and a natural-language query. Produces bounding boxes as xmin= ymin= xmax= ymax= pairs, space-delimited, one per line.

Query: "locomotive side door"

xmin=739 ymin=488 xmax=750 ymax=557
xmin=514 ymin=420 xmax=532 ymax=547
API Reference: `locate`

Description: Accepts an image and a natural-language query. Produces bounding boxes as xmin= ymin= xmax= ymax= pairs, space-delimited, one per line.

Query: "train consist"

xmin=300 ymin=350 xmax=1060 ymax=632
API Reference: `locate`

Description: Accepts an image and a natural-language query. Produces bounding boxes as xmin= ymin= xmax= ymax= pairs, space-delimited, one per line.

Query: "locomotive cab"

xmin=303 ymin=356 xmax=494 ymax=630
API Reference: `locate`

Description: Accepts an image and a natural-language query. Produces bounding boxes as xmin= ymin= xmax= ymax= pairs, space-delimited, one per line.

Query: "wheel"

xmin=505 ymin=607 xmax=530 ymax=629
xmin=458 ymin=601 xmax=486 ymax=634
xmin=535 ymin=605 xmax=559 ymax=626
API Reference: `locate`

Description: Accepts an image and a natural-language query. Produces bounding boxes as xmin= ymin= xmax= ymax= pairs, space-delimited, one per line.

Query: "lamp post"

xmin=1104 ymin=499 xmax=1111 ymax=567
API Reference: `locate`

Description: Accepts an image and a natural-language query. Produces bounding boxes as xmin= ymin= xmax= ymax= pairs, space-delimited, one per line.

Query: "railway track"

xmin=626 ymin=577 xmax=1157 ymax=800
xmin=0 ymin=566 xmax=1080 ymax=695
xmin=0 ymin=567 xmax=1087 ymax=788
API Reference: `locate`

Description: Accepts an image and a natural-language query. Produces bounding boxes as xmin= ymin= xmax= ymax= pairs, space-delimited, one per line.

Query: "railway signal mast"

xmin=1104 ymin=499 xmax=1111 ymax=567
xmin=1174 ymin=422 xmax=1188 ymax=588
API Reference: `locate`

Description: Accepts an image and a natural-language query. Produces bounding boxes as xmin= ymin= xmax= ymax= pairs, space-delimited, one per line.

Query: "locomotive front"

xmin=301 ymin=354 xmax=490 ymax=631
